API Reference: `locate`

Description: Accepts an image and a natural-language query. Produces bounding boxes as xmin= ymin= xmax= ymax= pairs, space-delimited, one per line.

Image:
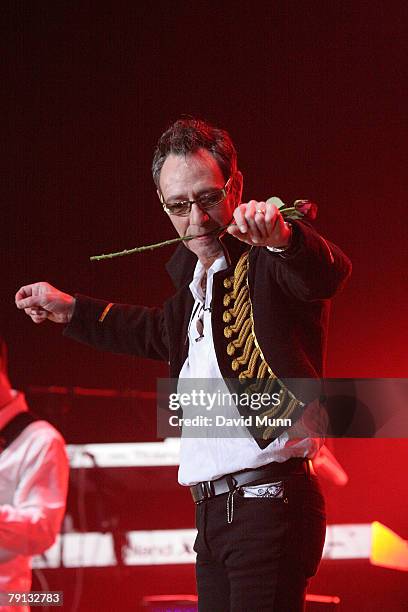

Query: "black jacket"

xmin=64 ymin=220 xmax=351 ymax=444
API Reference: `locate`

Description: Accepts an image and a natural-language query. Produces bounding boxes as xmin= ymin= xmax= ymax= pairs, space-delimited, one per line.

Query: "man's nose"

xmin=189 ymin=203 xmax=209 ymax=225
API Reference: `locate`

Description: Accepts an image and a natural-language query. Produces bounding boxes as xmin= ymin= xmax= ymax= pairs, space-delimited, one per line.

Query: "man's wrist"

xmin=267 ymin=223 xmax=292 ymax=252
xmin=65 ymin=296 xmax=76 ymax=323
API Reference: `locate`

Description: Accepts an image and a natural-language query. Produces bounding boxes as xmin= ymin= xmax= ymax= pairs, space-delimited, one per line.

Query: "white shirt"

xmin=177 ymin=255 xmax=322 ymax=486
xmin=0 ymin=392 xmax=69 ymax=610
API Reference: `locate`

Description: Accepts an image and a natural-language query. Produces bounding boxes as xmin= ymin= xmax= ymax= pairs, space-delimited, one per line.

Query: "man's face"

xmin=158 ymin=149 xmax=242 ymax=264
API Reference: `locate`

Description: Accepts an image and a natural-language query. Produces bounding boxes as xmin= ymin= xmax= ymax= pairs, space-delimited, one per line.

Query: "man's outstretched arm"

xmin=15 ymin=283 xmax=169 ymax=362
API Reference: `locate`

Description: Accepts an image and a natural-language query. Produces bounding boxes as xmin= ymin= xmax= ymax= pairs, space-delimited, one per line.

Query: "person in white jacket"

xmin=0 ymin=336 xmax=68 ymax=611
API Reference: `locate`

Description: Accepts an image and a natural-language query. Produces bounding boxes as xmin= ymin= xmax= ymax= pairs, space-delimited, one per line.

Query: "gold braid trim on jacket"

xmin=222 ymin=251 xmax=304 ymax=440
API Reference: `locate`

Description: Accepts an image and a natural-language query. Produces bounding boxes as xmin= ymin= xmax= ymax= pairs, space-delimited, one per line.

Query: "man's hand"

xmin=227 ymin=200 xmax=291 ymax=248
xmin=15 ymin=282 xmax=75 ymax=324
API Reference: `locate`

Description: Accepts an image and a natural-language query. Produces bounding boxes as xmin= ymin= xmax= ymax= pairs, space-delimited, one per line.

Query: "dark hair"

xmin=152 ymin=118 xmax=238 ymax=188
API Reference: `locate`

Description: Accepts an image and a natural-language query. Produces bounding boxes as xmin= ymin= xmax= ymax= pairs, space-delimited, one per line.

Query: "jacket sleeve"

xmin=265 ymin=220 xmax=352 ymax=301
xmin=63 ymin=294 xmax=169 ymax=362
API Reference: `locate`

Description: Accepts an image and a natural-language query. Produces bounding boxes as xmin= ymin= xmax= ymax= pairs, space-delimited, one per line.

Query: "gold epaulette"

xmin=222 ymin=251 xmax=304 ymax=440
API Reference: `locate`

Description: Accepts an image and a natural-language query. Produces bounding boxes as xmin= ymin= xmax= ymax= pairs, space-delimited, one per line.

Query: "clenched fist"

xmin=227 ymin=199 xmax=291 ymax=248
xmin=15 ymin=282 xmax=75 ymax=324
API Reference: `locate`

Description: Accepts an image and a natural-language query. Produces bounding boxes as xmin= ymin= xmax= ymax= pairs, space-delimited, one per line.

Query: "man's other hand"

xmin=15 ymin=282 xmax=75 ymax=324
xmin=227 ymin=200 xmax=291 ymax=248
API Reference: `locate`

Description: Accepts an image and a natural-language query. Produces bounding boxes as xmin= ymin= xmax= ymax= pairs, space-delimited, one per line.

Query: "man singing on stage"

xmin=16 ymin=118 xmax=351 ymax=611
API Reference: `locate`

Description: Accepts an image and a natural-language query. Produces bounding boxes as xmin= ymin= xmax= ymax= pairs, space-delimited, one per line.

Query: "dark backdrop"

xmin=4 ymin=0 xmax=407 ymax=385
xmin=3 ymin=2 xmax=408 ymax=605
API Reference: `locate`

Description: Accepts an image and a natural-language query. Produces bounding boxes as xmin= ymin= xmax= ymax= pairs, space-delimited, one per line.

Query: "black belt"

xmin=190 ymin=458 xmax=310 ymax=504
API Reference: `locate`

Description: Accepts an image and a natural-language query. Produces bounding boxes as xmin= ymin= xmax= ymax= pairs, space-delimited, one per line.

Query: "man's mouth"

xmin=195 ymin=234 xmax=214 ymax=241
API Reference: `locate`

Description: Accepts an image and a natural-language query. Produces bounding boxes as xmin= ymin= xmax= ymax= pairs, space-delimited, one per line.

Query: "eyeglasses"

xmin=160 ymin=176 xmax=233 ymax=217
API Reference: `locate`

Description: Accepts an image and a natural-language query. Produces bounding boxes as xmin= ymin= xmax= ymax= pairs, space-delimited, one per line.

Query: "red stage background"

xmin=3 ymin=1 xmax=408 ymax=610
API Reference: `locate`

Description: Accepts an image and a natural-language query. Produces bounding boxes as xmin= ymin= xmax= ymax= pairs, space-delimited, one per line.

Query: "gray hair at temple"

xmin=152 ymin=118 xmax=238 ymax=188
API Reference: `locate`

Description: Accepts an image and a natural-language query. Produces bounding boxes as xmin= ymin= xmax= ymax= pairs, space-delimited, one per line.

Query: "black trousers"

xmin=193 ymin=471 xmax=326 ymax=612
